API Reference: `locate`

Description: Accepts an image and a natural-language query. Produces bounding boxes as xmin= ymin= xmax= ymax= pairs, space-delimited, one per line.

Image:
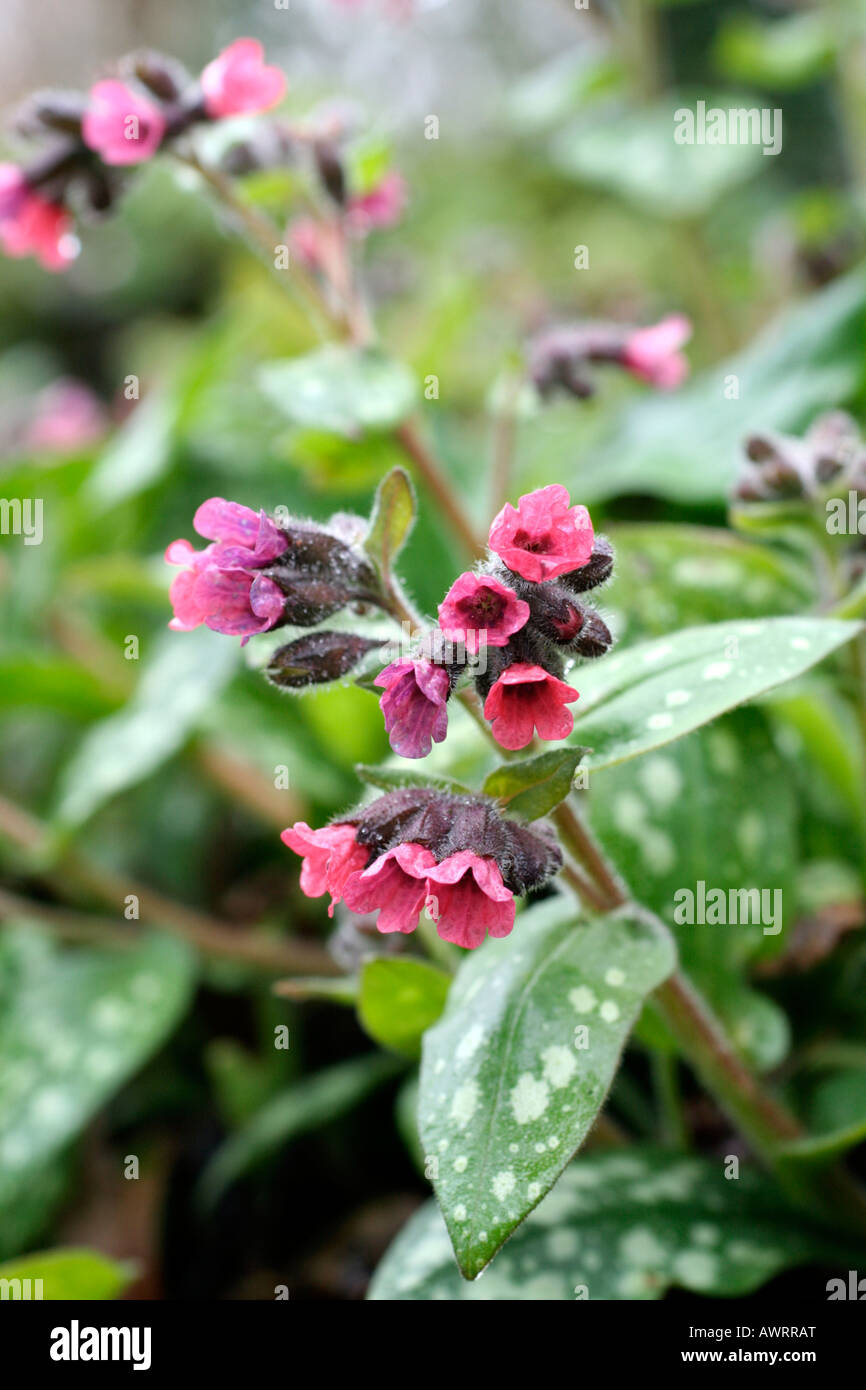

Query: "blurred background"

xmin=2 ymin=0 xmax=866 ymax=1299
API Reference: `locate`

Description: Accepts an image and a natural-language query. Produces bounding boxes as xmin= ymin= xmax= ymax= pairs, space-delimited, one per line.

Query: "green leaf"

xmin=258 ymin=346 xmax=418 ymax=438
xmin=358 ymin=959 xmax=451 ymax=1059
xmin=369 ymin=1149 xmax=857 ymax=1300
xmin=483 ymin=747 xmax=589 ymax=820
xmin=83 ymin=392 xmax=177 ymax=512
xmin=0 ymin=1248 xmax=135 ymax=1300
xmin=544 ymin=269 xmax=866 ymax=506
xmin=0 ymin=927 xmax=195 ymax=1203
xmin=714 ymin=13 xmax=836 ymax=90
xmin=0 ymin=1155 xmax=70 ymax=1262
xmin=551 ymin=95 xmax=764 ymax=218
xmin=571 ymin=616 xmax=861 ymax=772
xmin=604 ymin=523 xmax=812 ymax=647
xmin=588 ymin=709 xmax=797 ymax=1069
xmin=196 ymin=1053 xmax=404 ymax=1211
xmin=364 ymin=466 xmax=416 ymax=575
xmin=355 ymin=763 xmax=473 ymax=796
xmin=53 ymin=628 xmax=239 ymax=828
xmin=418 ymin=898 xmax=675 ymax=1278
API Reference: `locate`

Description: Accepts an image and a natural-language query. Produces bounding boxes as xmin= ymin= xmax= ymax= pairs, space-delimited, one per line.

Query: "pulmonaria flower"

xmin=165 ymin=497 xmax=289 ymax=642
xmin=620 ymin=314 xmax=691 ymax=390
xmin=82 ymin=80 xmax=166 ymax=165
xmin=0 ymin=165 xmax=77 ymax=271
xmin=281 ymin=822 xmax=369 ymax=916
xmin=438 ymin=572 xmax=529 ymax=655
xmin=375 ymin=657 xmax=450 ymax=759
xmin=489 ymin=484 xmax=594 ymax=582
xmin=342 ymin=841 xmax=436 ymax=933
xmin=25 ymin=379 xmax=107 ymax=452
xmin=484 ymin=662 xmax=579 ymax=750
xmin=346 ymin=172 xmax=407 ymax=236
xmin=200 ymin=39 xmax=286 ymax=118
xmin=424 ymin=851 xmax=515 ymax=948
xmin=286 ymin=789 xmax=561 ymax=949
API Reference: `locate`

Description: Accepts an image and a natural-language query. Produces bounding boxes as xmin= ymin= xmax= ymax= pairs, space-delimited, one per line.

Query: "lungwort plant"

xmin=2 ymin=29 xmax=866 ymax=1303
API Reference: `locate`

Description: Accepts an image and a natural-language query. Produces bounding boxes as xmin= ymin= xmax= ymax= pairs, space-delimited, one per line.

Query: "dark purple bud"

xmin=313 ymin=141 xmax=346 ymax=206
xmin=267 ymin=522 xmax=385 ymax=624
xmin=13 ymin=90 xmax=86 ymax=138
xmin=266 ymin=631 xmax=382 ymax=689
xmin=560 ymin=536 xmax=614 ymax=593
xmin=129 ymin=50 xmax=191 ymax=103
xmin=352 ymin=788 xmax=562 ymax=895
xmin=571 ymin=609 xmax=613 ymax=658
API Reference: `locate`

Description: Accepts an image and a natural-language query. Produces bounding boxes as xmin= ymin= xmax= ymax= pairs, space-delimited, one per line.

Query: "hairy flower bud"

xmin=266 ymin=631 xmax=382 ymax=688
xmin=559 ymin=535 xmax=614 ymax=593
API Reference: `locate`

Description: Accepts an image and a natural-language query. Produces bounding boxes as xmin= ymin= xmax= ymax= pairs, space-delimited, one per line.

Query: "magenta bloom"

xmin=165 ymin=497 xmax=289 ymax=642
xmin=342 ymin=842 xmax=436 ymax=933
xmin=621 ymin=315 xmax=691 ymax=390
xmin=281 ymin=821 xmax=369 ymax=915
xmin=425 ymin=851 xmax=515 ymax=948
xmin=82 ymin=80 xmax=166 ymax=165
xmin=375 ymin=658 xmax=449 ymax=759
xmin=438 ymin=572 xmax=529 ymax=656
xmin=25 ymin=379 xmax=107 ymax=452
xmin=484 ymin=662 xmax=579 ymax=749
xmin=346 ymin=172 xmax=407 ymax=236
xmin=488 ymin=484 xmax=594 ymax=582
xmin=201 ymin=39 xmax=286 ymax=118
xmin=0 ymin=164 xmax=76 ymax=271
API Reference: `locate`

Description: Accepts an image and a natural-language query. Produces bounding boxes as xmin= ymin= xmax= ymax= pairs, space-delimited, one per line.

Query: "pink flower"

xmin=25 ymin=379 xmax=107 ymax=452
xmin=281 ymin=821 xmax=369 ymax=915
xmin=488 ymin=484 xmax=594 ymax=582
xmin=0 ymin=164 xmax=77 ymax=271
xmin=201 ymin=39 xmax=286 ymax=118
xmin=438 ymin=572 xmax=529 ymax=655
xmin=82 ymin=80 xmax=166 ymax=165
xmin=165 ymin=497 xmax=289 ymax=642
xmin=375 ymin=658 xmax=449 ymax=759
xmin=342 ymin=842 xmax=436 ymax=933
xmin=425 ymin=851 xmax=514 ymax=948
xmin=346 ymin=172 xmax=407 ymax=236
xmin=484 ymin=662 xmax=579 ymax=749
xmin=621 ymin=314 xmax=691 ymax=390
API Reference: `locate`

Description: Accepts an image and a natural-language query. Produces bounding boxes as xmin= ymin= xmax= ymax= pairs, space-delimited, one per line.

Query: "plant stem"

xmin=0 ymin=797 xmax=337 ymax=978
xmin=395 ymin=420 xmax=484 ymax=559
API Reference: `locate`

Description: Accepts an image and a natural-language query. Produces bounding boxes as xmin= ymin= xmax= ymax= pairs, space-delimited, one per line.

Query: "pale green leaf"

xmin=359 ymin=958 xmax=451 ymax=1059
xmin=419 ymin=898 xmax=675 ymax=1278
xmin=370 ymin=1149 xmax=856 ymax=1300
xmin=0 ymin=1248 xmax=135 ymax=1300
xmin=259 ymin=346 xmax=417 ymax=437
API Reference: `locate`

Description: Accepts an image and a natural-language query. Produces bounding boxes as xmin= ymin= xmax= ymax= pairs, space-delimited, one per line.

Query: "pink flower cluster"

xmin=281 ymin=822 xmax=514 ymax=948
xmin=165 ymin=497 xmax=288 ymax=643
xmin=288 ymin=170 xmax=407 ymax=273
xmin=281 ymin=786 xmax=563 ymax=949
xmin=0 ymin=39 xmax=285 ymax=272
xmin=375 ymin=484 xmax=611 ymax=757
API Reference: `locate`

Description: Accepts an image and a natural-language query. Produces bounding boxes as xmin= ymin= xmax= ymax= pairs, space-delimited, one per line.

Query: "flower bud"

xmin=129 ymin=50 xmax=191 ymax=103
xmin=14 ymin=90 xmax=86 ymax=138
xmin=266 ymin=631 xmax=382 ymax=689
xmin=559 ymin=535 xmax=614 ymax=593
xmin=313 ymin=140 xmax=347 ymax=206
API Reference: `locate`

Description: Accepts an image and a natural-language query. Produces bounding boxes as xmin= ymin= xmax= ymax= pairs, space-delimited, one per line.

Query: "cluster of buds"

xmin=165 ymin=498 xmax=386 ymax=682
xmin=0 ymin=39 xmax=285 ymax=271
xmin=0 ymin=39 xmax=406 ymax=276
xmin=528 ymin=315 xmax=692 ymax=398
xmin=376 ymin=484 xmax=614 ymax=757
xmin=734 ymin=411 xmax=866 ymax=502
xmin=282 ymin=788 xmax=562 ymax=949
